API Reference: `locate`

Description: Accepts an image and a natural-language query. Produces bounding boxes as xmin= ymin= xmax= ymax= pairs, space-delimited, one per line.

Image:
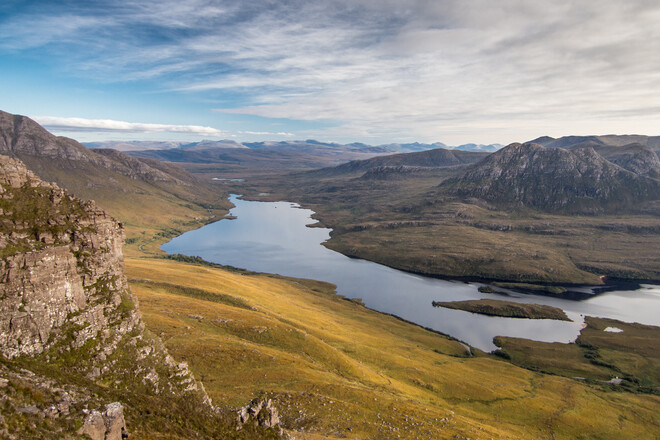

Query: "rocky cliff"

xmin=0 ymin=155 xmax=139 ymax=359
xmin=440 ymin=143 xmax=660 ymax=213
xmin=0 ymin=155 xmax=273 ymax=439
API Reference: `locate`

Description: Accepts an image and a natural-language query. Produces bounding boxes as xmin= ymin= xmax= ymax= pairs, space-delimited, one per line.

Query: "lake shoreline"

xmin=162 ymin=195 xmax=660 ymax=351
xmin=239 ymin=194 xmax=660 ymax=288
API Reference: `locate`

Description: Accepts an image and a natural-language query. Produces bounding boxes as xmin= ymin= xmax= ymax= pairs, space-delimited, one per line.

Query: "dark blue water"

xmin=163 ymin=195 xmax=660 ymax=351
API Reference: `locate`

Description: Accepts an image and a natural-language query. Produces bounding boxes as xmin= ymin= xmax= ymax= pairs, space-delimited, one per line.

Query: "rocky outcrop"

xmin=237 ymin=397 xmax=284 ymax=432
xmin=0 ymin=155 xmax=215 ymax=437
xmin=441 ymin=143 xmax=660 ymax=213
xmin=0 ymin=155 xmax=139 ymax=358
xmin=78 ymin=402 xmax=129 ymax=440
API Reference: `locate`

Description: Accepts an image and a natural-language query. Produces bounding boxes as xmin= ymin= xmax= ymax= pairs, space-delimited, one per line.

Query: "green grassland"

xmin=494 ymin=317 xmax=660 ymax=393
xmin=432 ymin=299 xmax=571 ymax=321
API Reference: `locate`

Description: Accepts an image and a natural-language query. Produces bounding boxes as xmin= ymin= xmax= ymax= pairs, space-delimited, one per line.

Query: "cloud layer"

xmin=3 ymin=0 xmax=660 ymax=143
xmin=35 ymin=116 xmax=225 ymax=136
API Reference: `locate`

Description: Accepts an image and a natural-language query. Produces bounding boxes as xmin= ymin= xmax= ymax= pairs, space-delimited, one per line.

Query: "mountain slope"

xmin=529 ymin=135 xmax=660 ymax=177
xmin=0 ymin=110 xmax=230 ymax=246
xmin=441 ymin=143 xmax=660 ymax=213
xmin=590 ymin=143 xmax=660 ymax=178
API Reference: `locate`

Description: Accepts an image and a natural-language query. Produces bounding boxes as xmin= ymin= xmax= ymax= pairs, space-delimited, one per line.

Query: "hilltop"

xmin=308 ymin=147 xmax=489 ymax=178
xmin=529 ymin=134 xmax=660 ymax=154
xmin=440 ymin=142 xmax=660 ymax=213
xmin=529 ymin=135 xmax=660 ymax=178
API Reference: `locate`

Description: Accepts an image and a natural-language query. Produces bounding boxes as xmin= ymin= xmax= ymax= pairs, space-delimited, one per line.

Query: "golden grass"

xmin=126 ymin=256 xmax=660 ymax=439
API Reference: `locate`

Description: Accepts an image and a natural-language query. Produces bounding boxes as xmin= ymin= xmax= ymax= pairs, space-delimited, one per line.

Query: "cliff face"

xmin=0 ymin=155 xmax=138 ymax=359
xmin=0 ymin=155 xmax=240 ymax=439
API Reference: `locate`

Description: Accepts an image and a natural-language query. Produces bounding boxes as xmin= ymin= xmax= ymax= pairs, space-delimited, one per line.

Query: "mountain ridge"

xmin=440 ymin=142 xmax=660 ymax=213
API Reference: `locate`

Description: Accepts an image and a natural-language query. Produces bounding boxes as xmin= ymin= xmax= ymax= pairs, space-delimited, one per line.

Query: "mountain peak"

xmin=441 ymin=142 xmax=660 ymax=213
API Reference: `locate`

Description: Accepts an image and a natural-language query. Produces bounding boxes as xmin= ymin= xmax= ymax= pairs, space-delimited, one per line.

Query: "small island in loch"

xmin=432 ymin=298 xmax=572 ymax=321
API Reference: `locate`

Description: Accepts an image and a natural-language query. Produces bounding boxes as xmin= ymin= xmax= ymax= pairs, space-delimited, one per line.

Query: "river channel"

xmin=162 ymin=195 xmax=660 ymax=351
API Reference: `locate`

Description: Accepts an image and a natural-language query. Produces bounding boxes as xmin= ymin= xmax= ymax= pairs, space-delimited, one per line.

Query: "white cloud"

xmin=238 ymin=131 xmax=295 ymax=136
xmin=5 ymin=0 xmax=660 ymax=143
xmin=35 ymin=116 xmax=225 ymax=136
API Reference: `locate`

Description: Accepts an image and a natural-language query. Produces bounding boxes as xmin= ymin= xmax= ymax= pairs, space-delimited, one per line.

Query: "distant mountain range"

xmin=84 ymin=139 xmax=503 ymax=154
xmin=5 ymin=109 xmax=659 ymax=215
xmin=309 ymin=147 xmax=489 ymax=178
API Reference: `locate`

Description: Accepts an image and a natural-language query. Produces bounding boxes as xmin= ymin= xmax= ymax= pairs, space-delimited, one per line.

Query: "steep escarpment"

xmin=441 ymin=143 xmax=660 ymax=213
xmin=0 ymin=155 xmax=140 ymax=359
xmin=0 ymin=155 xmax=279 ymax=439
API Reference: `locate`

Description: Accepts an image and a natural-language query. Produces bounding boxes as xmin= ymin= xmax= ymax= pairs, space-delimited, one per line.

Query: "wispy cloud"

xmin=238 ymin=130 xmax=294 ymax=136
xmin=35 ymin=116 xmax=225 ymax=136
xmin=3 ymin=0 xmax=660 ymax=143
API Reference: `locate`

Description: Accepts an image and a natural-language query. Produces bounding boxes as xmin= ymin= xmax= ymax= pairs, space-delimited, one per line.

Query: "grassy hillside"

xmin=124 ymin=256 xmax=660 ymax=439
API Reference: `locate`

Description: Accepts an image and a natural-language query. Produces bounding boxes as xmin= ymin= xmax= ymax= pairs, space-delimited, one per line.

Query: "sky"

xmin=1 ymin=0 xmax=659 ymax=145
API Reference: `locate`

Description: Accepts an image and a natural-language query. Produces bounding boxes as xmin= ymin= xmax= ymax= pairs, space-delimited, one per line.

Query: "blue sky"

xmin=1 ymin=0 xmax=659 ymax=145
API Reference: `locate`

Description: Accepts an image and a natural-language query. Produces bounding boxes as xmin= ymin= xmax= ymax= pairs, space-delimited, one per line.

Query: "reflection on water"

xmin=162 ymin=195 xmax=660 ymax=351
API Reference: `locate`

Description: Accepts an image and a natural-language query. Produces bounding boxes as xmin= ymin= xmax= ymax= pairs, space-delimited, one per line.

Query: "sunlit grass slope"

xmin=126 ymin=257 xmax=660 ymax=439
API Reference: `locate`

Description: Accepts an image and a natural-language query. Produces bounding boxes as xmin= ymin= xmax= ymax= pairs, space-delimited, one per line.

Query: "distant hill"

xmin=128 ymin=139 xmax=393 ymax=175
xmin=310 ymin=147 xmax=490 ymax=178
xmin=377 ymin=142 xmax=447 ymax=153
xmin=589 ymin=143 xmax=660 ymax=178
xmin=89 ymin=138 xmax=501 ymax=158
xmin=85 ymin=140 xmax=184 ymax=151
xmin=378 ymin=142 xmax=501 ymax=153
xmin=85 ymin=139 xmax=248 ymax=151
xmin=451 ymin=143 xmax=503 ymax=152
xmin=441 ymin=143 xmax=660 ymax=213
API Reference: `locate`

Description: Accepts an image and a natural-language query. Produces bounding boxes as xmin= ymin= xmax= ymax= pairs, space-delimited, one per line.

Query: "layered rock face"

xmin=0 ymin=155 xmax=139 ymax=358
xmin=0 ymin=155 xmax=217 ymax=438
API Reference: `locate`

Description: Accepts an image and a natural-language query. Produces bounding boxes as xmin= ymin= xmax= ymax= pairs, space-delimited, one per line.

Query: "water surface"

xmin=163 ymin=195 xmax=660 ymax=351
